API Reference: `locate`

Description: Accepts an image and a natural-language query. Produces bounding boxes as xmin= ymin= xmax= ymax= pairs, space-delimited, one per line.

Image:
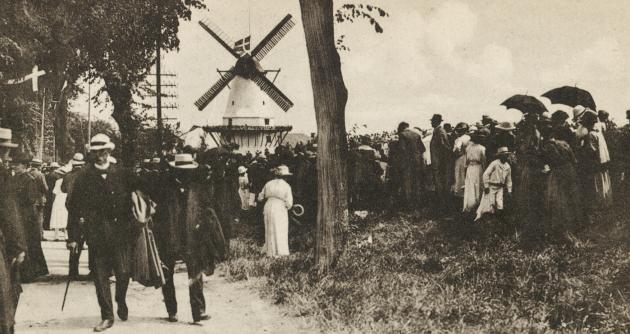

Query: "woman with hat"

xmin=551 ymin=110 xmax=575 ymax=146
xmin=0 ymin=127 xmax=26 ymax=334
xmin=237 ymin=166 xmax=252 ymax=211
xmin=49 ymin=166 xmax=69 ymax=241
xmin=258 ymin=165 xmax=293 ymax=257
xmin=576 ymin=110 xmax=613 ymax=215
xmin=540 ymin=126 xmax=581 ymax=236
xmin=475 ymin=147 xmax=512 ymax=221
xmin=452 ymin=123 xmax=470 ymax=200
xmin=462 ymin=129 xmax=487 ymax=215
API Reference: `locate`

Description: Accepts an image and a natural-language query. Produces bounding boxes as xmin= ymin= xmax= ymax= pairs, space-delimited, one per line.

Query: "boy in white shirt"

xmin=475 ymin=147 xmax=512 ymax=221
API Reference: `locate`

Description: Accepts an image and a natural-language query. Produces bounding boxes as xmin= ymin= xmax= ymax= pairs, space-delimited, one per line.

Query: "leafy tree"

xmin=335 ymin=3 xmax=389 ymax=51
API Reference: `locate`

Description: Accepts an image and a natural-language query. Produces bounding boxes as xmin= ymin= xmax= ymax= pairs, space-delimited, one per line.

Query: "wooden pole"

xmin=40 ymin=88 xmax=46 ymax=159
xmin=156 ymin=0 xmax=163 ymax=157
xmin=87 ymin=82 xmax=91 ymax=148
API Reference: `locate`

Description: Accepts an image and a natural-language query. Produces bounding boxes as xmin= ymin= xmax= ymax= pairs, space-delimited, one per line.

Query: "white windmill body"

xmin=194 ymin=15 xmax=296 ymax=155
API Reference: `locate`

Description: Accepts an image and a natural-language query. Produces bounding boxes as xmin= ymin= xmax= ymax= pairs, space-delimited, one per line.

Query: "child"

xmin=475 ymin=147 xmax=512 ymax=221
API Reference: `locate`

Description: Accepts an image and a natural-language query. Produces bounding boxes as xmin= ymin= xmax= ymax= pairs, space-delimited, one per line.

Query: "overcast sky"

xmin=72 ymin=0 xmax=630 ymax=133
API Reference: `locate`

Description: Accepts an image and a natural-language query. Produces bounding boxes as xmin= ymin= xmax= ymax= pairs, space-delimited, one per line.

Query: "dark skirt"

xmin=544 ymin=165 xmax=581 ymax=232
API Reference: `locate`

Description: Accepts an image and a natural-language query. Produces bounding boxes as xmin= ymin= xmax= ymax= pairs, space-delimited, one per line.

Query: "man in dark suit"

xmin=397 ymin=122 xmax=426 ymax=211
xmin=430 ymin=114 xmax=452 ymax=214
xmin=28 ymin=159 xmax=48 ymax=239
xmin=0 ymin=128 xmax=26 ymax=334
xmin=66 ymin=134 xmax=134 ymax=332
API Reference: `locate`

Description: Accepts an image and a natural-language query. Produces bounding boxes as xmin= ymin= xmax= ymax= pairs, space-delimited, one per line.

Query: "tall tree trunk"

xmin=104 ymin=78 xmax=137 ymax=167
xmin=299 ymin=0 xmax=349 ymax=274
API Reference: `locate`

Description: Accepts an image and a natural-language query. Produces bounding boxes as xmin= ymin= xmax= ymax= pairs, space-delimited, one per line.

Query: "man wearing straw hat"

xmin=0 ymin=127 xmax=26 ymax=334
xmin=66 ymin=134 xmax=135 ymax=332
xmin=62 ymin=153 xmax=86 ymax=277
xmin=152 ymin=153 xmax=224 ymax=324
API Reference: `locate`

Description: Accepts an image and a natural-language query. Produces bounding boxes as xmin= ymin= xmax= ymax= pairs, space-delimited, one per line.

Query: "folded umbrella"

xmin=542 ymin=86 xmax=596 ymax=110
xmin=501 ymin=94 xmax=547 ymax=114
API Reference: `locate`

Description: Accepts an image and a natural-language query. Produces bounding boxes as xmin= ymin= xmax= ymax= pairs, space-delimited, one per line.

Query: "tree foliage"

xmin=335 ymin=3 xmax=389 ymax=51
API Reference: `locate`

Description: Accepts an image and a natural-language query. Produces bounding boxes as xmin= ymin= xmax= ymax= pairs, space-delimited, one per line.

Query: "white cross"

xmin=4 ymin=65 xmax=46 ymax=92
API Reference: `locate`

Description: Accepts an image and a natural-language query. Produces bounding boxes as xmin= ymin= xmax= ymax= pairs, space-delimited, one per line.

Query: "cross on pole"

xmin=4 ymin=65 xmax=46 ymax=92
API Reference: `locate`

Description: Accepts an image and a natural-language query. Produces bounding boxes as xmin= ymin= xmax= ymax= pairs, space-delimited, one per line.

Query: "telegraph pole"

xmin=156 ymin=0 xmax=163 ymax=157
xmin=40 ymin=88 xmax=46 ymax=159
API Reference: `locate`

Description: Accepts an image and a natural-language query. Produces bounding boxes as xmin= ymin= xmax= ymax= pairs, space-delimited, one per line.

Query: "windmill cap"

xmin=90 ymin=133 xmax=115 ymax=151
xmin=169 ymin=153 xmax=198 ymax=169
xmin=0 ymin=128 xmax=18 ymax=148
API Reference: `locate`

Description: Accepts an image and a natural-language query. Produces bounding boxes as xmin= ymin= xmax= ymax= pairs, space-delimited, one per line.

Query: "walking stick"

xmin=61 ymin=242 xmax=80 ymax=311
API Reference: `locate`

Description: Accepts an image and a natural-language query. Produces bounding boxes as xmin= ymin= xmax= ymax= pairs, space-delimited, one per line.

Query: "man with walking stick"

xmin=66 ymin=134 xmax=135 ymax=332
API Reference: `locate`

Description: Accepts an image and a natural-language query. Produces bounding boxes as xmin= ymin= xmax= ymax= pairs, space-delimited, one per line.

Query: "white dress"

xmin=258 ymin=179 xmax=293 ymax=256
xmin=452 ymin=134 xmax=470 ymax=197
xmin=463 ymin=143 xmax=486 ymax=212
xmin=238 ymin=174 xmax=251 ymax=210
xmin=49 ymin=178 xmax=68 ymax=229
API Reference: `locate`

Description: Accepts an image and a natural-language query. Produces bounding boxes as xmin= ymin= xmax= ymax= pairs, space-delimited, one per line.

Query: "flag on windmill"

xmin=234 ymin=36 xmax=251 ymax=55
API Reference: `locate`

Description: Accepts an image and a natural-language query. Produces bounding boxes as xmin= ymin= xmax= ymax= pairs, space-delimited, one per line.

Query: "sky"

xmin=71 ymin=0 xmax=630 ymax=134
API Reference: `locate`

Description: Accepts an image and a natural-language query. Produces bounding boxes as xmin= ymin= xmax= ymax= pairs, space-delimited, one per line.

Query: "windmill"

xmin=194 ymin=14 xmax=296 ymax=154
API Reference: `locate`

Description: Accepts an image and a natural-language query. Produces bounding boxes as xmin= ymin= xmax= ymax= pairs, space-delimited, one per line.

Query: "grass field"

xmin=223 ymin=205 xmax=630 ymax=333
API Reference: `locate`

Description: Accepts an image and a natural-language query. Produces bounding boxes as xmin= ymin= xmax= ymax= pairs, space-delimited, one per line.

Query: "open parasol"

xmin=501 ymin=94 xmax=547 ymax=114
xmin=542 ymin=86 xmax=596 ymax=110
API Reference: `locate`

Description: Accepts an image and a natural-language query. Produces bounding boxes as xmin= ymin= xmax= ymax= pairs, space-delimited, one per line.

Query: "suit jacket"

xmin=430 ymin=125 xmax=451 ymax=170
xmin=28 ymin=170 xmax=48 ymax=206
xmin=398 ymin=129 xmax=426 ymax=170
xmin=66 ymin=164 xmax=135 ymax=249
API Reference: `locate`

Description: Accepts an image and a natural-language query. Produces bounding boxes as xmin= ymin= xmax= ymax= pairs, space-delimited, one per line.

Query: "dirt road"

xmin=15 ymin=240 xmax=317 ymax=334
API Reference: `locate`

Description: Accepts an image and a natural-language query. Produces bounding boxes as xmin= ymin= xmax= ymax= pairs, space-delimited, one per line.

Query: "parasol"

xmin=542 ymin=86 xmax=596 ymax=110
xmin=500 ymin=94 xmax=547 ymax=114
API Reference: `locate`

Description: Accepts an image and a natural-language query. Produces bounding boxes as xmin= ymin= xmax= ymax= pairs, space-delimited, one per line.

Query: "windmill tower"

xmin=194 ymin=15 xmax=295 ymax=154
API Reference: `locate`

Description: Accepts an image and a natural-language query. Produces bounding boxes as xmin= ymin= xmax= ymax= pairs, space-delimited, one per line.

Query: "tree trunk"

xmin=104 ymin=78 xmax=137 ymax=167
xmin=299 ymin=0 xmax=349 ymax=274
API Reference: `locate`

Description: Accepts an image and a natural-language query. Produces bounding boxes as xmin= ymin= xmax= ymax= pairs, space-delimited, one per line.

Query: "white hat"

xmin=168 ymin=153 xmax=199 ymax=169
xmin=238 ymin=166 xmax=247 ymax=174
xmin=151 ymin=157 xmax=161 ymax=164
xmin=275 ymin=165 xmax=292 ymax=176
xmin=0 ymin=128 xmax=18 ymax=148
xmin=31 ymin=158 xmax=43 ymax=165
xmin=496 ymin=147 xmax=510 ymax=155
xmin=89 ymin=133 xmax=115 ymax=151
xmin=71 ymin=153 xmax=85 ymax=165
xmin=572 ymin=105 xmax=586 ymax=121
xmin=49 ymin=162 xmax=60 ymax=168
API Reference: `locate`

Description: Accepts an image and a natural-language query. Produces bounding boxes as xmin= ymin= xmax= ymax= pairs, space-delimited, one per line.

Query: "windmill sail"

xmin=252 ymin=14 xmax=295 ymax=62
xmin=195 ymin=70 xmax=236 ymax=110
xmin=252 ymin=73 xmax=293 ymax=111
xmin=198 ymin=18 xmax=240 ymax=58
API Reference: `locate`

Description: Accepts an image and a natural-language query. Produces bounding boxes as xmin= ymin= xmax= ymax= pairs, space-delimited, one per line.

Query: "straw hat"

xmin=238 ymin=166 xmax=248 ymax=174
xmin=168 ymin=153 xmax=198 ymax=169
xmin=495 ymin=121 xmax=515 ymax=131
xmin=0 ymin=128 xmax=18 ymax=148
xmin=572 ymin=105 xmax=586 ymax=121
xmin=275 ymin=165 xmax=292 ymax=176
xmin=49 ymin=162 xmax=61 ymax=168
xmin=496 ymin=147 xmax=510 ymax=155
xmin=71 ymin=153 xmax=85 ymax=166
xmin=31 ymin=158 xmax=43 ymax=166
xmin=89 ymin=133 xmax=115 ymax=151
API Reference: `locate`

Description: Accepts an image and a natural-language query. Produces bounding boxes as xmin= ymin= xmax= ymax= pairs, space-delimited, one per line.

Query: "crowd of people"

xmin=1 ymin=105 xmax=630 ymax=332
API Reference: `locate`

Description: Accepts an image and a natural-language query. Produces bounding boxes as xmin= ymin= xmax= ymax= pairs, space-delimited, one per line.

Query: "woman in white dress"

xmin=258 ymin=165 xmax=293 ymax=257
xmin=463 ymin=131 xmax=487 ymax=213
xmin=237 ymin=166 xmax=251 ymax=211
xmin=49 ymin=167 xmax=69 ymax=240
xmin=452 ymin=123 xmax=470 ymax=200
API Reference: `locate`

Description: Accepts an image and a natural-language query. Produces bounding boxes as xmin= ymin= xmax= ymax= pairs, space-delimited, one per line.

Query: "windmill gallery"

xmin=2 ymin=2 xmax=630 ymax=334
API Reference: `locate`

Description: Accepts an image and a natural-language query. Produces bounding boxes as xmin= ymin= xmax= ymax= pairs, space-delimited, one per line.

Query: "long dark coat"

xmin=13 ymin=171 xmax=48 ymax=282
xmin=66 ymin=164 xmax=135 ymax=252
xmin=152 ymin=174 xmax=226 ymax=276
xmin=0 ymin=163 xmax=27 ymax=333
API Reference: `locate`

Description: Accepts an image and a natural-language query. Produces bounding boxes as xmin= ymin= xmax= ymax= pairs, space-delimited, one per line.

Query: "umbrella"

xmin=542 ymin=86 xmax=596 ymax=110
xmin=501 ymin=94 xmax=547 ymax=114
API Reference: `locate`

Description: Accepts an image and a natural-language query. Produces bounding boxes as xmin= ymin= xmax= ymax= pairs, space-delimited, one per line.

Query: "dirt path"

xmin=15 ymin=241 xmax=318 ymax=334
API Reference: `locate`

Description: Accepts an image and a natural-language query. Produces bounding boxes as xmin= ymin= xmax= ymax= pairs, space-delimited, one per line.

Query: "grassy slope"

xmin=223 ymin=207 xmax=630 ymax=333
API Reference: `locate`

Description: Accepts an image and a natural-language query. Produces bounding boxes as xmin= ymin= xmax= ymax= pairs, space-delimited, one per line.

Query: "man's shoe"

xmin=117 ymin=303 xmax=128 ymax=321
xmin=167 ymin=314 xmax=178 ymax=322
xmin=93 ymin=319 xmax=114 ymax=332
xmin=199 ymin=313 xmax=211 ymax=321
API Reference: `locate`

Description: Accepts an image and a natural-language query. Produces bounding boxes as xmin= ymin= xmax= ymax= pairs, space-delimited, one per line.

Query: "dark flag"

xmin=234 ymin=36 xmax=251 ymax=55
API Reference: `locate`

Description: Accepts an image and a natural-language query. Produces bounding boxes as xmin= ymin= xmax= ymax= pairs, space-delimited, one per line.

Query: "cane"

xmin=61 ymin=242 xmax=80 ymax=311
